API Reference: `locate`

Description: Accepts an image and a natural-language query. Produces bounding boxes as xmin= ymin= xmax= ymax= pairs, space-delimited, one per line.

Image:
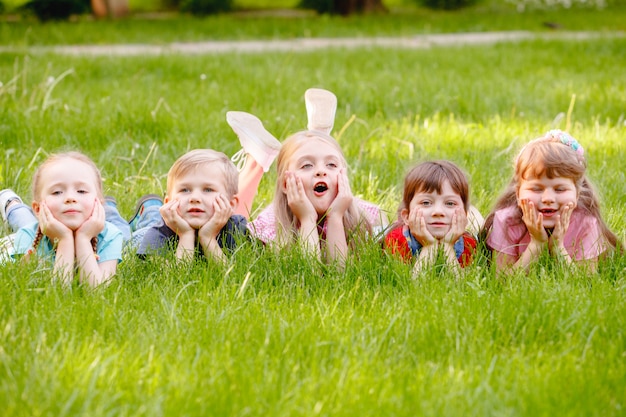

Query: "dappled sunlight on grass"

xmin=1 ymin=21 xmax=625 ymax=416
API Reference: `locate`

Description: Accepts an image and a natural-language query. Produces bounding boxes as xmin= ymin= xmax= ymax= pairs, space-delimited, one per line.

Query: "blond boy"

xmin=137 ymin=149 xmax=247 ymax=262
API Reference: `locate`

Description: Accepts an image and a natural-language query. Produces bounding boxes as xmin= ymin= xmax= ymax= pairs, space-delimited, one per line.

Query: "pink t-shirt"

xmin=248 ymin=199 xmax=385 ymax=244
xmin=486 ymin=206 xmax=606 ymax=261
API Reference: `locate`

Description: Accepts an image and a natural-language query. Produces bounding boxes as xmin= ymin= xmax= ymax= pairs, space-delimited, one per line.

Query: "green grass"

xmin=1 ymin=12 xmax=626 ymax=417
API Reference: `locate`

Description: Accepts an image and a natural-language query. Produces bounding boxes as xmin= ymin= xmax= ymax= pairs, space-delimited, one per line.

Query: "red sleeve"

xmin=458 ymin=232 xmax=477 ymax=267
xmin=384 ymin=226 xmax=412 ymax=262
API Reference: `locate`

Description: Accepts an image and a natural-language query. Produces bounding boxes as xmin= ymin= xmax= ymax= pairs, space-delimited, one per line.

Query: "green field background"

xmin=1 ymin=6 xmax=625 ymax=417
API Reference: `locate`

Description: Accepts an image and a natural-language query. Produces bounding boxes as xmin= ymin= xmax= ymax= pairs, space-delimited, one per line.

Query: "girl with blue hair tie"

xmin=482 ymin=130 xmax=621 ymax=273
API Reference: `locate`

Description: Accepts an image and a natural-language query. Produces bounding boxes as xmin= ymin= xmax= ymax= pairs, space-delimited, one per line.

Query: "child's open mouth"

xmin=540 ymin=208 xmax=557 ymax=217
xmin=313 ymin=182 xmax=328 ymax=196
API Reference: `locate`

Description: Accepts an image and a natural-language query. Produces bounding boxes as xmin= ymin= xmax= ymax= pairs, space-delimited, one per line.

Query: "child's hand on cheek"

xmin=199 ymin=194 xmax=233 ymax=242
xmin=550 ymin=201 xmax=574 ymax=248
xmin=38 ymin=201 xmax=72 ymax=241
xmin=77 ymin=199 xmax=105 ymax=239
xmin=443 ymin=207 xmax=467 ymax=245
xmin=285 ymin=171 xmax=317 ymax=225
xmin=328 ymin=168 xmax=353 ymax=218
xmin=520 ymin=199 xmax=548 ymax=243
xmin=160 ymin=199 xmax=194 ymax=237
xmin=408 ymin=209 xmax=436 ymax=247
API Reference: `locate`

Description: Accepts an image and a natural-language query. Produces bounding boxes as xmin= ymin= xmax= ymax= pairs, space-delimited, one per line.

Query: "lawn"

xmin=1 ymin=6 xmax=625 ymax=417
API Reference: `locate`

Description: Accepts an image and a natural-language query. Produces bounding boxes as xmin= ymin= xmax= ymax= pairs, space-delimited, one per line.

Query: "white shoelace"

xmin=230 ymin=148 xmax=247 ymax=172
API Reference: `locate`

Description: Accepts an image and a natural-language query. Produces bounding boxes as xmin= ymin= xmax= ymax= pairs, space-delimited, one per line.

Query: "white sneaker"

xmin=305 ymin=88 xmax=337 ymax=135
xmin=0 ymin=233 xmax=16 ymax=264
xmin=0 ymin=189 xmax=23 ymax=222
xmin=226 ymin=111 xmax=281 ymax=173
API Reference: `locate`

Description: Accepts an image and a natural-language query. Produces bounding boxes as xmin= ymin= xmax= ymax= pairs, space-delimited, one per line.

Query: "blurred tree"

xmin=20 ymin=0 xmax=90 ymax=20
xmin=91 ymin=0 xmax=128 ymax=18
xmin=417 ymin=0 xmax=477 ymax=10
xmin=181 ymin=0 xmax=232 ymax=15
xmin=300 ymin=0 xmax=387 ymax=15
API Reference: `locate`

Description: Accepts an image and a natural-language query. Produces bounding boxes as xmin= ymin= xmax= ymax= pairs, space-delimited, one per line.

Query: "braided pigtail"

xmin=32 ymin=226 xmax=44 ymax=253
xmin=91 ymin=236 xmax=100 ymax=261
xmin=23 ymin=226 xmax=45 ymax=260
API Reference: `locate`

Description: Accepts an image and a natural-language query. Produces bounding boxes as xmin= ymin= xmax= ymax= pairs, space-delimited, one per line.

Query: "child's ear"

xmin=400 ymin=208 xmax=410 ymax=225
xmin=280 ymin=171 xmax=289 ymax=193
xmin=32 ymin=201 xmax=41 ymax=214
xmin=229 ymin=195 xmax=239 ymax=210
xmin=164 ymin=196 xmax=171 ymax=204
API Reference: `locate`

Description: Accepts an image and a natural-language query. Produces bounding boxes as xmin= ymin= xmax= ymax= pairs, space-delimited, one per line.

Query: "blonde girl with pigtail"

xmin=482 ymin=130 xmax=621 ymax=273
xmin=10 ymin=152 xmax=123 ymax=287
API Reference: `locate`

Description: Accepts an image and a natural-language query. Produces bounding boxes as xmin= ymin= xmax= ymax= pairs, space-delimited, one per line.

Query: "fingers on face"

xmin=338 ymin=169 xmax=351 ymax=194
xmin=161 ymin=199 xmax=175 ymax=210
xmin=286 ymin=173 xmax=298 ymax=191
xmin=284 ymin=171 xmax=296 ymax=190
xmin=94 ymin=200 xmax=104 ymax=219
xmin=161 ymin=200 xmax=182 ymax=220
xmin=214 ymin=194 xmax=232 ymax=214
xmin=562 ymin=202 xmax=574 ymax=214
xmin=408 ymin=208 xmax=420 ymax=227
xmin=289 ymin=176 xmax=306 ymax=200
xmin=169 ymin=200 xmax=181 ymax=211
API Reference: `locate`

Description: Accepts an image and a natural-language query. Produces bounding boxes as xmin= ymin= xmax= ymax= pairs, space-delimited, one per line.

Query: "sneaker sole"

xmin=226 ymin=112 xmax=281 ymax=151
xmin=129 ymin=194 xmax=163 ymax=227
xmin=305 ymin=88 xmax=337 ymax=134
xmin=227 ymin=111 xmax=281 ymax=171
xmin=0 ymin=189 xmax=22 ymax=222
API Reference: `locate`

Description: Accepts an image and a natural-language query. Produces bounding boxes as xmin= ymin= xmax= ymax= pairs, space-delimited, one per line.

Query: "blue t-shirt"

xmin=12 ymin=221 xmax=123 ymax=263
xmin=137 ymin=215 xmax=248 ymax=258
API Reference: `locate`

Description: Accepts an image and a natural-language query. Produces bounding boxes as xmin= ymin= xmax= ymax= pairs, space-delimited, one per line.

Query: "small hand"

xmin=37 ymin=201 xmax=73 ymax=241
xmin=328 ymin=168 xmax=353 ymax=219
xmin=442 ymin=207 xmax=467 ymax=245
xmin=407 ymin=208 xmax=437 ymax=247
xmin=285 ymin=171 xmax=317 ymax=224
xmin=199 ymin=194 xmax=233 ymax=242
xmin=160 ymin=199 xmax=194 ymax=237
xmin=76 ymin=199 xmax=105 ymax=240
xmin=550 ymin=202 xmax=575 ymax=248
xmin=520 ymin=199 xmax=548 ymax=244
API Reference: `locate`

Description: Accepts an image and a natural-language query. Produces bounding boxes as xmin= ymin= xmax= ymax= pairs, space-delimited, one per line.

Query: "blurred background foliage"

xmin=2 ymin=0 xmax=624 ymax=21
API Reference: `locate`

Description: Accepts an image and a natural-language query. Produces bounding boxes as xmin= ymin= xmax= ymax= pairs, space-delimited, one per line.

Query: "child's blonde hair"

xmin=483 ymin=130 xmax=620 ymax=250
xmin=273 ymin=130 xmax=371 ymax=245
xmin=32 ymin=151 xmax=104 ymax=203
xmin=31 ymin=151 xmax=104 ymax=254
xmin=166 ymin=149 xmax=239 ymax=198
